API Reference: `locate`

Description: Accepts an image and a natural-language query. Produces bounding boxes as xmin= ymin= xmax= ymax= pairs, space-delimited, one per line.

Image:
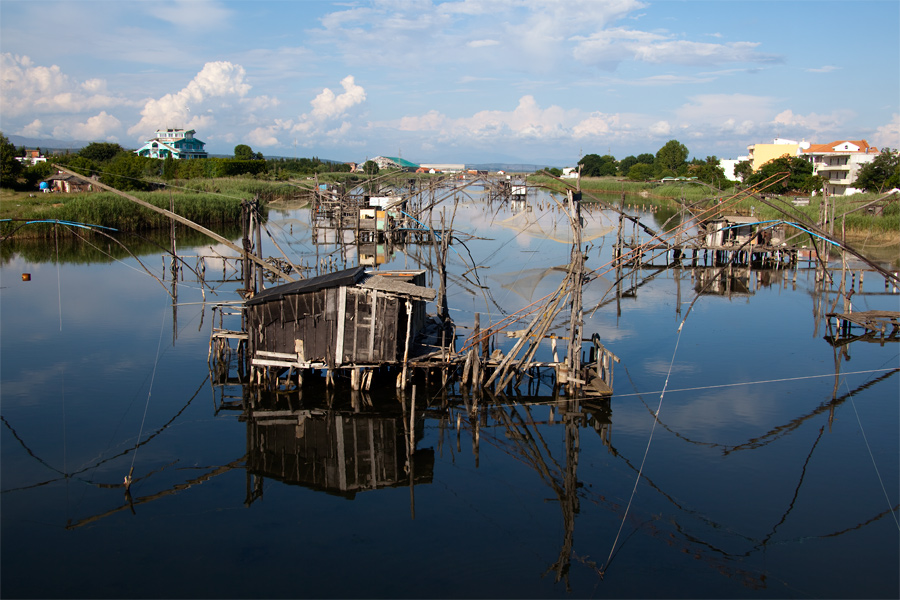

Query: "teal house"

xmin=134 ymin=128 xmax=208 ymax=159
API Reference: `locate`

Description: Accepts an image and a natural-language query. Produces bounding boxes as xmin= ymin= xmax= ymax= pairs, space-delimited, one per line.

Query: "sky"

xmin=1 ymin=0 xmax=898 ymax=165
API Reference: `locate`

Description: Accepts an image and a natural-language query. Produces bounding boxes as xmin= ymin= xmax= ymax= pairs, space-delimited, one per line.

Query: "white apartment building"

xmin=801 ymin=140 xmax=879 ymax=196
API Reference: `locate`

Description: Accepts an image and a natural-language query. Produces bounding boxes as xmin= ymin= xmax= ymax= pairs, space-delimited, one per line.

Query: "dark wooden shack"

xmin=246 ymin=266 xmax=435 ymax=371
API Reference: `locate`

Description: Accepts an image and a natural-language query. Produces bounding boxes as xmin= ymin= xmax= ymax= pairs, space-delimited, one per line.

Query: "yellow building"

xmin=746 ymin=138 xmax=807 ymax=171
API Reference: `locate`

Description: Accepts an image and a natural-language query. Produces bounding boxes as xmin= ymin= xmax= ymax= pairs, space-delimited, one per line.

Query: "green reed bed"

xmin=1 ymin=191 xmax=255 ymax=238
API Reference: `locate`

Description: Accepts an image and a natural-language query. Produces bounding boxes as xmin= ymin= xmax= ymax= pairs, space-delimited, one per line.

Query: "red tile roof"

xmin=802 ymin=140 xmax=879 ymax=154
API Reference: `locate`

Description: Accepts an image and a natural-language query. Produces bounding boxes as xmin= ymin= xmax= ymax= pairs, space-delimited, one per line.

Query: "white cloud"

xmin=128 ymin=61 xmax=252 ymax=137
xmin=675 ymin=94 xmax=777 ymax=126
xmin=247 ymin=125 xmax=281 ymax=148
xmin=54 ymin=111 xmax=121 ymax=141
xmin=327 ymin=121 xmax=353 ymax=138
xmin=309 ymin=75 xmax=366 ymax=120
xmin=144 ymin=0 xmax=232 ymax=30
xmin=18 ymin=119 xmax=44 ymax=137
xmin=772 ymin=108 xmax=856 ymax=135
xmin=572 ymin=114 xmax=616 ymax=138
xmin=649 ymin=120 xmax=671 ymax=135
xmin=625 ymin=74 xmax=716 ymax=86
xmin=467 ymin=39 xmax=499 ymax=48
xmin=573 ymin=28 xmax=782 ymax=70
xmin=806 ymin=65 xmax=840 ymax=73
xmin=455 ymin=95 xmax=579 ymax=140
xmin=871 ymin=114 xmax=900 ymax=150
xmin=399 ymin=110 xmax=446 ymax=131
xmin=720 ymin=118 xmax=755 ymax=135
xmin=0 ymin=53 xmax=124 ymax=117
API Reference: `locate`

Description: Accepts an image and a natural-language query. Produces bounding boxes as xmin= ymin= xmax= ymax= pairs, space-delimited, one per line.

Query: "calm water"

xmin=2 ymin=190 xmax=898 ymax=598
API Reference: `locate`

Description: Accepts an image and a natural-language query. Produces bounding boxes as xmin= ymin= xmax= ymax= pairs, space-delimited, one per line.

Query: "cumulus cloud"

xmin=454 ymin=96 xmax=579 ymax=140
xmin=467 ymin=39 xmax=499 ymax=48
xmin=54 ymin=111 xmax=121 ymax=141
xmin=0 ymin=53 xmax=124 ymax=117
xmin=649 ymin=120 xmax=671 ymax=135
xmin=309 ymin=76 xmax=366 ymax=120
xmin=19 ymin=119 xmax=44 ymax=137
xmin=128 ymin=61 xmax=251 ymax=137
xmin=871 ymin=114 xmax=899 ymax=150
xmin=572 ymin=114 xmax=616 ymax=138
xmin=382 ymin=95 xmax=700 ymax=148
xmin=239 ymin=77 xmax=366 ymax=146
xmin=246 ymin=126 xmax=281 ymax=148
xmin=772 ymin=108 xmax=856 ymax=135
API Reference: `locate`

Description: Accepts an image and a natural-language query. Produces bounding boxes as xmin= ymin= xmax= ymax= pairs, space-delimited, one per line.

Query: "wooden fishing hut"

xmin=246 ymin=266 xmax=436 ymax=388
xmin=700 ymin=215 xmax=792 ymax=266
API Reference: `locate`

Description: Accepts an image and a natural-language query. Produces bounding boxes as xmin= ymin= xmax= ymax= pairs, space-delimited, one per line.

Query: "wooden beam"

xmin=52 ymin=165 xmax=296 ymax=282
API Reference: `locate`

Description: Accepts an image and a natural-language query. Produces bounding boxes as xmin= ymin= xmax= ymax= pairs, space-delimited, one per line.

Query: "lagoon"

xmin=2 ymin=188 xmax=898 ymax=598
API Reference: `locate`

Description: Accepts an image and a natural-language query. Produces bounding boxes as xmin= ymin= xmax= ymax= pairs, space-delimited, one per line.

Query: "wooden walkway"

xmin=826 ymin=310 xmax=900 ymax=346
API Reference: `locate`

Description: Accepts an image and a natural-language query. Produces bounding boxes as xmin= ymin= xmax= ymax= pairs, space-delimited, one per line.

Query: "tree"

xmin=363 ymin=160 xmax=379 ymax=175
xmin=627 ymin=163 xmax=655 ymax=181
xmin=618 ymin=155 xmax=638 ymax=176
xmin=733 ymin=160 xmax=753 ymax=184
xmin=23 ymin=161 xmax=54 ymax=188
xmin=578 ymin=153 xmax=617 ymax=177
xmin=234 ymin=144 xmax=254 ymax=160
xmin=655 ymin=140 xmax=689 ymax=174
xmin=100 ymin=152 xmax=151 ymax=191
xmin=79 ymin=142 xmax=125 ymax=163
xmin=853 ymin=149 xmax=900 ymax=193
xmin=746 ymin=156 xmax=813 ymax=195
xmin=163 ymin=155 xmax=176 ymax=181
xmin=636 ymin=153 xmax=655 ymax=165
xmin=0 ymin=132 xmax=24 ymax=188
xmin=687 ymin=156 xmax=727 ymax=187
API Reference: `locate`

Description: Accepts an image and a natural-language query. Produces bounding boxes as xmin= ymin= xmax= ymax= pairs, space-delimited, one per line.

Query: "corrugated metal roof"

xmin=360 ymin=275 xmax=436 ymax=300
xmin=247 ymin=266 xmax=366 ymax=305
xmin=383 ymin=156 xmax=420 ymax=168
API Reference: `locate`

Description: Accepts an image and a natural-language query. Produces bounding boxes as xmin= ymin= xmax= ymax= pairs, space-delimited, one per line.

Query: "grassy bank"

xmin=529 ymin=175 xmax=900 ymax=236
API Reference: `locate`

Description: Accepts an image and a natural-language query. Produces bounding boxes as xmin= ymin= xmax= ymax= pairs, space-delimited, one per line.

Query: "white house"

xmin=134 ymin=128 xmax=208 ymax=160
xmin=801 ymin=140 xmax=879 ymax=196
xmin=15 ymin=149 xmax=47 ymax=166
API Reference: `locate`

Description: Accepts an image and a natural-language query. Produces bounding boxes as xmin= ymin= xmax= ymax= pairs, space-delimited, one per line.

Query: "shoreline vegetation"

xmin=2 ymin=172 xmax=897 ymax=266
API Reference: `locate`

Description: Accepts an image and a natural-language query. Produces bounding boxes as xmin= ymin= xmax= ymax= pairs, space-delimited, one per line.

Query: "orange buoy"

xmin=21 ymin=273 xmax=31 ymax=281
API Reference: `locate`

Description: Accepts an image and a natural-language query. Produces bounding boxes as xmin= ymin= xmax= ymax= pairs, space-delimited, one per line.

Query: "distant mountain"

xmin=5 ymin=134 xmax=96 ymax=151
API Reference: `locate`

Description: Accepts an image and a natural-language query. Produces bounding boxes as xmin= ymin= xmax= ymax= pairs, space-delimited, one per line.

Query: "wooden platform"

xmin=826 ymin=310 xmax=900 ymax=347
xmin=827 ymin=310 xmax=900 ymax=335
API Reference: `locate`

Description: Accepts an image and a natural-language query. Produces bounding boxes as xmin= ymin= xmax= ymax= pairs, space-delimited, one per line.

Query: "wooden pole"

xmin=51 ymin=165 xmax=296 ymax=282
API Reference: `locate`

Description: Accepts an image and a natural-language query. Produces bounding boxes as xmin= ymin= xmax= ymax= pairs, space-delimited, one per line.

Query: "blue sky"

xmin=1 ymin=0 xmax=898 ymax=165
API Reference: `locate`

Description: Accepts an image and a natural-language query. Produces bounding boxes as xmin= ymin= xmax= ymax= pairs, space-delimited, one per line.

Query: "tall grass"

xmin=1 ymin=191 xmax=254 ymax=238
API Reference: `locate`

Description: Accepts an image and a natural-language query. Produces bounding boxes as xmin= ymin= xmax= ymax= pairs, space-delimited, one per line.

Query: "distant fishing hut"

xmin=700 ymin=215 xmax=792 ymax=266
xmin=246 ymin=266 xmax=436 ymax=388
